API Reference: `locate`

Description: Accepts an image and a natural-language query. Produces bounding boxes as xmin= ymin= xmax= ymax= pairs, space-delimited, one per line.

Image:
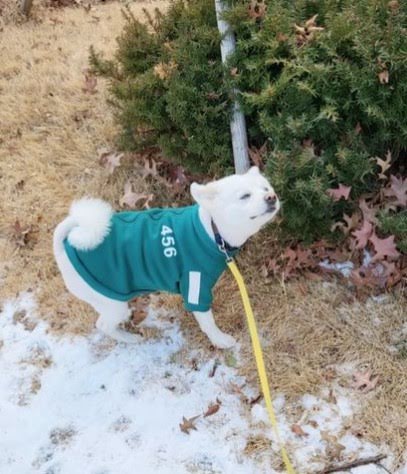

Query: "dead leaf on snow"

xmin=203 ymin=401 xmax=221 ymax=418
xmin=179 ymin=415 xmax=200 ymax=434
xmin=291 ymin=424 xmax=308 ymax=437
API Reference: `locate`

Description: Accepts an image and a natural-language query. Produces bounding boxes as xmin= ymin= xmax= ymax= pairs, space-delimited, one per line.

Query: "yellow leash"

xmin=227 ymin=258 xmax=296 ymax=474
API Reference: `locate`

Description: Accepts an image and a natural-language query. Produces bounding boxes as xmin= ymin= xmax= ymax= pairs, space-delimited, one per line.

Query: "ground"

xmin=0 ymin=1 xmax=406 ymax=473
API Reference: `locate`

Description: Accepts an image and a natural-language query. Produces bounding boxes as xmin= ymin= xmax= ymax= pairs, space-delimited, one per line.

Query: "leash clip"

xmin=218 ymin=238 xmax=234 ymax=263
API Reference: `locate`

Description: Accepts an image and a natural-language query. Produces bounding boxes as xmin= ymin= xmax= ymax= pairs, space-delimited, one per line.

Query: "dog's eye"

xmin=240 ymin=193 xmax=251 ymax=200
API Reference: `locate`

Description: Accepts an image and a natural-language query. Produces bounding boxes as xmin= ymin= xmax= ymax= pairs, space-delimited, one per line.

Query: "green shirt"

xmin=64 ymin=205 xmax=237 ymax=312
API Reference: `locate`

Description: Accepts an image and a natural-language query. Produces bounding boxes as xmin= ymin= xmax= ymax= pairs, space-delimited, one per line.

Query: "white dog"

xmin=53 ymin=166 xmax=280 ymax=348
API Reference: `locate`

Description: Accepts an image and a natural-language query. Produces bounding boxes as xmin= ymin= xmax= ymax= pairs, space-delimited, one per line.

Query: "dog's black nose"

xmin=265 ymin=193 xmax=277 ymax=205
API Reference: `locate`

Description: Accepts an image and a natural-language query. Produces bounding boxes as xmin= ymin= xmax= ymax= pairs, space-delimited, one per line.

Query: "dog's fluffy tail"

xmin=53 ymin=198 xmax=113 ymax=254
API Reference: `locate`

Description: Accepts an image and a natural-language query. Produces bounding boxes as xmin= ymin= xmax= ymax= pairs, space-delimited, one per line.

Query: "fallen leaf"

xmin=350 ymin=267 xmax=378 ymax=291
xmin=248 ymin=0 xmax=267 ymax=19
xmin=99 ymin=150 xmax=123 ymax=174
xmin=323 ymin=368 xmax=337 ymax=382
xmin=141 ymin=158 xmax=159 ymax=179
xmin=352 ymin=370 xmax=379 ymax=393
xmin=291 ymin=424 xmax=308 ymax=437
xmin=305 ymin=14 xmax=319 ymax=28
xmin=295 ymin=15 xmax=324 ymax=45
xmin=11 ymin=220 xmax=38 ymax=249
xmin=384 ymin=175 xmax=407 ymax=207
xmin=327 ymin=184 xmax=352 ymax=201
xmin=378 ymin=69 xmax=389 ymax=84
xmin=327 ymin=440 xmax=346 ymax=460
xmin=352 ymin=220 xmax=373 ymax=250
xmin=369 ymin=232 xmax=400 ymax=262
xmin=376 ymin=151 xmax=392 ymax=180
xmin=179 ymin=415 xmax=200 ymax=434
xmin=82 ymin=69 xmax=97 ymax=94
xmin=204 ymin=402 xmax=221 ymax=417
xmin=359 ymin=198 xmax=378 ymax=225
xmin=119 ymin=182 xmax=149 ymax=208
xmin=142 ymin=194 xmax=154 ymax=209
xmin=248 ymin=143 xmax=267 ymax=169
xmin=332 ymin=212 xmax=360 ymax=235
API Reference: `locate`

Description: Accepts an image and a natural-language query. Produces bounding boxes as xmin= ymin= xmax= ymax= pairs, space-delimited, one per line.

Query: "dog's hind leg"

xmin=54 ymin=244 xmax=140 ymax=344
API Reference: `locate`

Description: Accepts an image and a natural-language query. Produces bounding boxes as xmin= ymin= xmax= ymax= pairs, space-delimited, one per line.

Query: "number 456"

xmin=161 ymin=225 xmax=177 ymax=258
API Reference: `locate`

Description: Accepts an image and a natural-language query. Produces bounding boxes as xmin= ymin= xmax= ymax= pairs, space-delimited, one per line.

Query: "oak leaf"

xmin=332 ymin=213 xmax=360 ymax=235
xmin=11 ymin=220 xmax=38 ymax=249
xmin=378 ymin=69 xmax=389 ymax=84
xmin=376 ymin=151 xmax=392 ymax=180
xmin=352 ymin=370 xmax=379 ymax=393
xmin=179 ymin=415 xmax=200 ymax=434
xmin=359 ymin=199 xmax=378 ymax=225
xmin=99 ymin=150 xmax=123 ymax=174
xmin=291 ymin=424 xmax=308 ymax=437
xmin=327 ymin=184 xmax=351 ymax=201
xmin=248 ymin=0 xmax=267 ymax=19
xmin=352 ymin=220 xmax=373 ymax=250
xmin=120 ymin=182 xmax=149 ymax=209
xmin=248 ymin=143 xmax=267 ymax=168
xmin=82 ymin=69 xmax=97 ymax=94
xmin=384 ymin=175 xmax=407 ymax=207
xmin=369 ymin=232 xmax=400 ymax=262
xmin=204 ymin=401 xmax=221 ymax=418
xmin=141 ymin=158 xmax=159 ymax=179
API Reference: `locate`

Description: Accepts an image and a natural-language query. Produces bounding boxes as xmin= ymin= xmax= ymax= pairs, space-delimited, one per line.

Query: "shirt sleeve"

xmin=179 ymin=270 xmax=213 ymax=312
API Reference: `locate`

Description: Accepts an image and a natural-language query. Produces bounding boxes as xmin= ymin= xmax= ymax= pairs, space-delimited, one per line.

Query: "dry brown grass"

xmin=1 ymin=1 xmax=406 ymax=469
xmin=177 ymin=247 xmax=407 ymax=463
xmin=0 ymin=0 xmax=168 ymax=334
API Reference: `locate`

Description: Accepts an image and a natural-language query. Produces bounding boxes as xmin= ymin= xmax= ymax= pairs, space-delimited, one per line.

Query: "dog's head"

xmin=191 ymin=166 xmax=280 ymax=247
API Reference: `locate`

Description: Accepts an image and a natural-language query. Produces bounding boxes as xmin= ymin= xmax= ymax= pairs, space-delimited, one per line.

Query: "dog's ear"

xmin=247 ymin=166 xmax=260 ymax=176
xmin=190 ymin=182 xmax=218 ymax=205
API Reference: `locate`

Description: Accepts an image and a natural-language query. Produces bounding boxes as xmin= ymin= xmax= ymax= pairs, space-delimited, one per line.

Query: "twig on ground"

xmin=377 ymin=462 xmax=393 ymax=474
xmin=319 ymin=454 xmax=388 ymax=473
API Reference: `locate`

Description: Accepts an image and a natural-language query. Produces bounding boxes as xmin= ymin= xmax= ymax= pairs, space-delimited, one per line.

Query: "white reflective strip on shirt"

xmin=188 ymin=271 xmax=201 ymax=305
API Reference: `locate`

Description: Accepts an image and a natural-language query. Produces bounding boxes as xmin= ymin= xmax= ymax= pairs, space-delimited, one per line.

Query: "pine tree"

xmin=91 ymin=0 xmax=407 ymax=244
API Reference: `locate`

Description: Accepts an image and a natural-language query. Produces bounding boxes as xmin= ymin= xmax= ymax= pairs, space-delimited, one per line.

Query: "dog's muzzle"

xmin=265 ymin=194 xmax=278 ymax=213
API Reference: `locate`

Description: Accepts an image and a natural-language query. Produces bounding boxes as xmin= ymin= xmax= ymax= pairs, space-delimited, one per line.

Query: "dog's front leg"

xmin=193 ymin=310 xmax=236 ymax=349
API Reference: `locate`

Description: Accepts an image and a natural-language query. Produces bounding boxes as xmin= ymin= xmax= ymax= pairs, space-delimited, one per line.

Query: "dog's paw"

xmin=209 ymin=332 xmax=236 ymax=349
